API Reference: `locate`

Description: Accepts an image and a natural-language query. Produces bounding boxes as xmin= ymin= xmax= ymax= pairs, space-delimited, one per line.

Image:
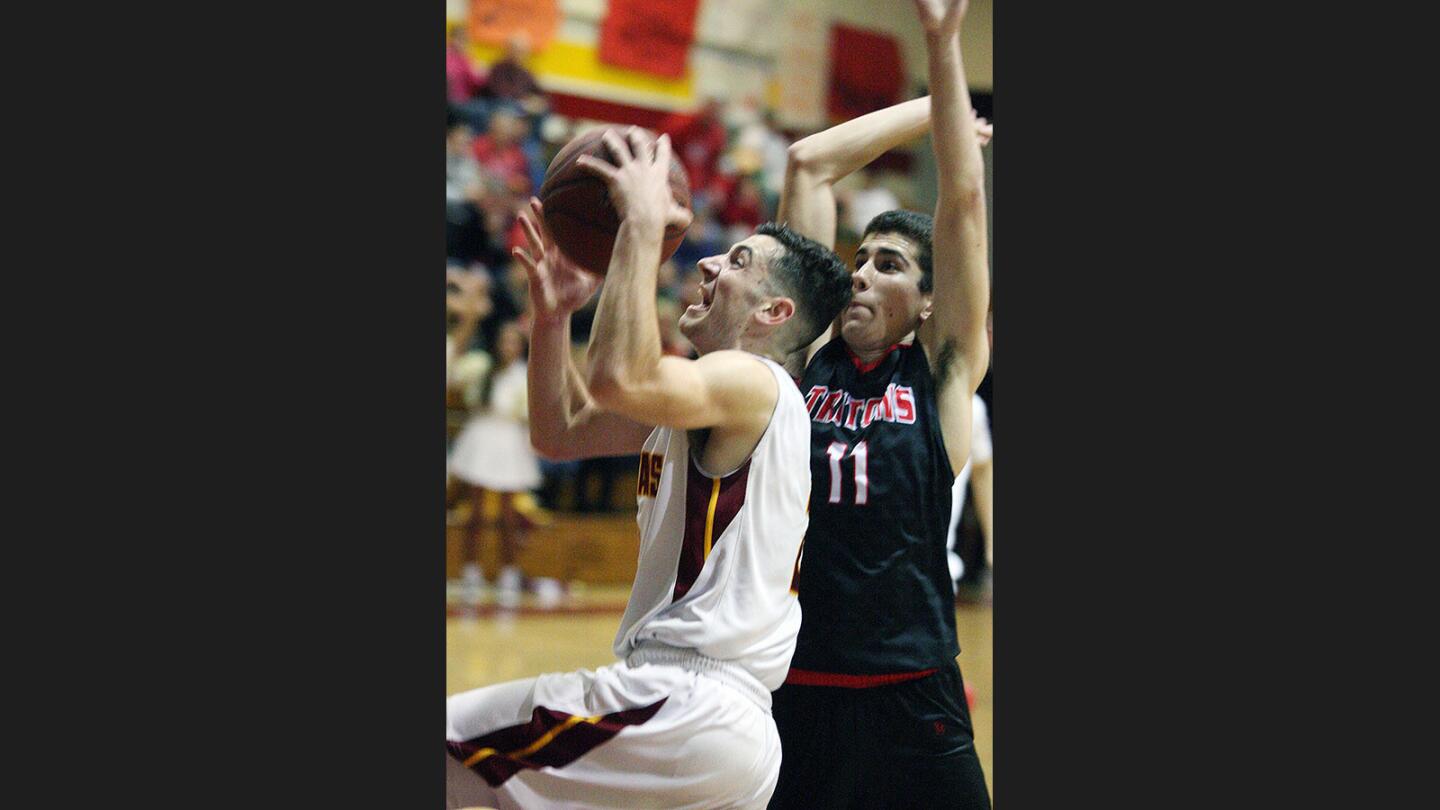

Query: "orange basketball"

xmin=538 ymin=127 xmax=691 ymax=276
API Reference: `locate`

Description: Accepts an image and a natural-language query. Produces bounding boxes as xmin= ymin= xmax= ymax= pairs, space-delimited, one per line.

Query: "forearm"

xmin=586 ymin=218 xmax=666 ymax=405
xmin=926 ymin=34 xmax=984 ymax=202
xmin=780 ymin=97 xmax=932 ymax=251
xmin=923 ymin=26 xmax=990 ymax=385
xmin=786 ymin=96 xmax=932 ymax=184
xmin=527 ymin=316 xmax=589 ymax=456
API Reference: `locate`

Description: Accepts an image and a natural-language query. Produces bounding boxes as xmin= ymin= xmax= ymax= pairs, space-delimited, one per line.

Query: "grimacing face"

xmin=841 ymin=231 xmax=931 ymax=352
xmin=681 ymin=234 xmax=783 ymax=354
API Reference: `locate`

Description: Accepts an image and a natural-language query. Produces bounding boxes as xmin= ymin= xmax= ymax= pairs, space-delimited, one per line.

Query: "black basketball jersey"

xmin=789 ymin=338 xmax=958 ymax=675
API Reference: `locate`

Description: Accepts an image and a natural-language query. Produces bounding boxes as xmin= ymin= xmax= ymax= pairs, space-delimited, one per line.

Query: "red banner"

xmin=597 ymin=0 xmax=700 ymax=79
xmin=827 ymin=24 xmax=905 ymax=122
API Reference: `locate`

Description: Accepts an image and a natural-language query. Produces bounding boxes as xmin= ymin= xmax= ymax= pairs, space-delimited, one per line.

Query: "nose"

xmin=697 ymin=255 xmax=722 ymax=281
xmin=851 ymin=265 xmax=871 ymax=293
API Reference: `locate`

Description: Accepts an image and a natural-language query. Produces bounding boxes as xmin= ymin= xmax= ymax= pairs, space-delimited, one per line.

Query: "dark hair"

xmin=863 ymin=209 xmax=934 ymax=293
xmin=756 ymin=222 xmax=852 ymax=350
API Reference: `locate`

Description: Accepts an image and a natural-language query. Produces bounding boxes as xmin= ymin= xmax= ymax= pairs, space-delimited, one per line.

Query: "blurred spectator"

xmin=728 ymin=100 xmax=790 ymax=217
xmin=446 ymin=124 xmax=495 ymax=265
xmin=485 ymin=33 xmax=547 ymax=115
xmin=447 ymin=26 xmax=487 ymax=105
xmin=473 ymin=108 xmax=533 ymax=197
xmin=718 ymin=175 xmax=766 ymax=241
xmin=447 ymin=320 xmax=543 ymax=608
xmin=464 ymin=109 xmax=534 ymax=272
xmin=755 ymin=110 xmax=792 ymax=213
xmin=840 ymin=168 xmax=902 ymax=240
xmin=660 ymin=98 xmax=728 ymax=202
xmin=447 ymin=265 xmax=493 ymax=368
xmin=947 ymin=393 xmax=993 ymax=598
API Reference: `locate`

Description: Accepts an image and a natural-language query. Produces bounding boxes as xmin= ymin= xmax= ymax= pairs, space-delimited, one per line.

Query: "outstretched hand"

xmin=512 ymin=197 xmax=603 ymax=327
xmin=574 ymin=128 xmax=693 ymax=233
xmin=913 ymin=0 xmax=968 ymax=36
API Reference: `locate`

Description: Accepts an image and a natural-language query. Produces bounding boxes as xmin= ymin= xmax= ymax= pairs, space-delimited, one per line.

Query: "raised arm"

xmin=578 ymin=129 xmax=777 ymax=435
xmin=781 ymin=96 xmax=934 ymax=252
xmin=780 ymin=98 xmax=992 ymax=367
xmin=914 ymin=0 xmax=991 ymax=473
xmin=513 ymin=198 xmax=653 ymax=460
xmin=781 ymin=97 xmax=934 ymax=367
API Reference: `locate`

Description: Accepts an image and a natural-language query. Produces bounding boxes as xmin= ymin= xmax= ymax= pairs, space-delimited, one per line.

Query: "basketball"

xmin=538 ymin=127 xmax=692 ymax=276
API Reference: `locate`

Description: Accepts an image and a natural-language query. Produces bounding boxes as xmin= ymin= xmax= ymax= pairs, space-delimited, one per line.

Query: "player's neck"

xmin=847 ymin=331 xmax=916 ymax=365
xmin=735 ymin=336 xmax=788 ymax=369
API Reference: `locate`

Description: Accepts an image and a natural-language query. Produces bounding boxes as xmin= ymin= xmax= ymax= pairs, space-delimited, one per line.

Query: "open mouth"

xmin=688 ymin=282 xmax=716 ymax=313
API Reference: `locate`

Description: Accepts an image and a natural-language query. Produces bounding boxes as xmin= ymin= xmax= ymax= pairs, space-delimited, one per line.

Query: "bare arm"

xmin=579 ymin=130 xmax=778 ymax=434
xmin=915 ymin=0 xmax=991 ymax=472
xmin=779 ymin=99 xmax=993 ymax=369
xmin=970 ymin=455 xmax=992 ymax=565
xmin=781 ymin=96 xmax=934 ymax=252
xmin=780 ymin=98 xmax=933 ymax=367
xmin=513 ymin=199 xmax=653 ymax=460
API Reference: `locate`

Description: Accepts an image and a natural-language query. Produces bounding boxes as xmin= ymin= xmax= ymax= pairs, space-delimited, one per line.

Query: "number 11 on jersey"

xmin=825 ymin=441 xmax=868 ymax=505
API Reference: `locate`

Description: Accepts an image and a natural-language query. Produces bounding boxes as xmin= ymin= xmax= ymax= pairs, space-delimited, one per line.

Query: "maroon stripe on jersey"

xmin=448 ymin=698 xmax=668 ymax=787
xmin=784 ymin=667 xmax=938 ymax=688
xmin=672 ymin=456 xmax=752 ymax=601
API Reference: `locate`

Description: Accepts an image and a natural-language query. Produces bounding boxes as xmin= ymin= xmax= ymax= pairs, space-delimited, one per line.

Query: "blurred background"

xmin=445 ymin=0 xmax=993 ymax=793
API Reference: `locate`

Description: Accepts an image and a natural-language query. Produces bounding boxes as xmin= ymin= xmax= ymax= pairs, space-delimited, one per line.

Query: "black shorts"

xmin=768 ymin=659 xmax=990 ymax=810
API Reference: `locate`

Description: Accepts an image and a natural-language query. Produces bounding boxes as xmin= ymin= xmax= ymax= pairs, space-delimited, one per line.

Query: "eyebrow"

xmin=855 ymin=247 xmax=908 ymax=264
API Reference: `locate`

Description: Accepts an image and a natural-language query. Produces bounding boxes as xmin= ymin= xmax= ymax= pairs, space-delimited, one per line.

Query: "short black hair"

xmin=756 ymin=222 xmax=852 ymax=351
xmin=863 ymin=209 xmax=934 ymax=293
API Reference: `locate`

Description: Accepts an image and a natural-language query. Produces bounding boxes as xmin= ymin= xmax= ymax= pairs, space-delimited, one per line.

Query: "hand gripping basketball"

xmin=573 ymin=128 xmax=693 ymax=237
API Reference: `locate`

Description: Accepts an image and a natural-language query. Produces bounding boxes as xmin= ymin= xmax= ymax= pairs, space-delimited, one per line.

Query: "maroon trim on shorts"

xmin=672 ymin=456 xmax=751 ymax=601
xmin=784 ymin=667 xmax=938 ymax=688
xmin=448 ymin=698 xmax=668 ymax=787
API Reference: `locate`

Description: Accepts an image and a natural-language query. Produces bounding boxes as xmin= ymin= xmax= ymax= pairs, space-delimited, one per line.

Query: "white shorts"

xmin=446 ymin=659 xmax=781 ymax=809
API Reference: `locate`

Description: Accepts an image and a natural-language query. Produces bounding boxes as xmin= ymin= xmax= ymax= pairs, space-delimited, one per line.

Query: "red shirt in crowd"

xmin=660 ymin=109 xmax=727 ymax=194
xmin=472 ymin=135 xmax=532 ymax=195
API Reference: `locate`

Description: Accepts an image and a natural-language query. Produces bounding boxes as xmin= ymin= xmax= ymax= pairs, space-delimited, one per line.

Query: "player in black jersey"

xmin=762 ymin=1 xmax=994 ymax=806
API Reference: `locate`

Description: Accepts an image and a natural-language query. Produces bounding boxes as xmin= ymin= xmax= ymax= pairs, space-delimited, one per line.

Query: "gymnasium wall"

xmin=447 ymin=0 xmax=992 ymax=119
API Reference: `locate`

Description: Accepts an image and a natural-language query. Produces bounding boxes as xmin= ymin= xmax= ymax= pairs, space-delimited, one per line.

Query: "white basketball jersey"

xmin=614 ymin=354 xmax=811 ymax=693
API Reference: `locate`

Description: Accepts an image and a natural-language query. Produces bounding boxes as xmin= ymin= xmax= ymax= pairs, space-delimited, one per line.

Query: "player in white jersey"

xmin=446 ymin=129 xmax=853 ymax=810
xmin=947 ymin=393 xmax=993 ymax=588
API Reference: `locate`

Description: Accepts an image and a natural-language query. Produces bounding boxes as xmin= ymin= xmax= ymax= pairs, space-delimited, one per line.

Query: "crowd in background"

xmin=444 ymin=25 xmax=990 ymax=602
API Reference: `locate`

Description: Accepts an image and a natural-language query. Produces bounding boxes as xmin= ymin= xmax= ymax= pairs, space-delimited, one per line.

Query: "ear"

xmin=757 ymin=297 xmax=796 ymax=327
xmin=917 ymin=294 xmax=935 ymax=326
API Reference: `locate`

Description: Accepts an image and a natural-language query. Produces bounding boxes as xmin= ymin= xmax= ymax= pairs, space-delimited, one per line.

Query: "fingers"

xmin=654 ymin=133 xmax=673 ymax=171
xmin=511 ymin=245 xmax=539 ymax=276
xmin=518 ymin=209 xmax=545 ymax=256
xmin=528 ymin=197 xmax=556 ymax=249
xmin=574 ymin=154 xmax=619 ymax=182
xmin=602 ymin=128 xmax=634 ymax=165
xmin=512 ymin=246 xmax=557 ymax=312
xmin=630 ymin=127 xmax=656 ymax=162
